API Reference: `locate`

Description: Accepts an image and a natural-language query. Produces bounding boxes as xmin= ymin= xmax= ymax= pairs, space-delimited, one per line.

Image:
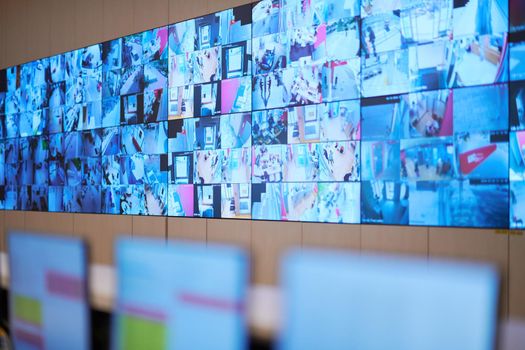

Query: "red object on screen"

xmin=510 ymin=0 xmax=525 ymax=28
xmin=179 ymin=292 xmax=244 ymax=313
xmin=459 ymin=144 xmax=497 ymax=175
xmin=120 ymin=304 xmax=167 ymax=322
xmin=14 ymin=329 xmax=44 ymax=350
xmin=46 ymin=270 xmax=84 ymax=300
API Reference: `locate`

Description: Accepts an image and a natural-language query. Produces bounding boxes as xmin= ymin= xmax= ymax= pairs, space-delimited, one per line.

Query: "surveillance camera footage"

xmin=0 ymin=0 xmax=521 ymax=229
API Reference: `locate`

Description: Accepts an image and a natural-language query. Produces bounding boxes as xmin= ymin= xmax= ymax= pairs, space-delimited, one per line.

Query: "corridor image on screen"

xmin=0 ymin=0 xmax=521 ymax=228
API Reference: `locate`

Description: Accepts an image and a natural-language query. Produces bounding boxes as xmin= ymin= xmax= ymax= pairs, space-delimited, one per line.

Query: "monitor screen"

xmin=280 ymin=249 xmax=500 ymax=350
xmin=113 ymin=238 xmax=249 ymax=350
xmin=8 ymin=231 xmax=90 ymax=350
xmin=0 ymin=0 xmax=522 ymax=229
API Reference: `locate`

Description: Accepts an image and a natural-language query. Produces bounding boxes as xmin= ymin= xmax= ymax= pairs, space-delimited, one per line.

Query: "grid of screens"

xmin=0 ymin=0 xmax=523 ymax=229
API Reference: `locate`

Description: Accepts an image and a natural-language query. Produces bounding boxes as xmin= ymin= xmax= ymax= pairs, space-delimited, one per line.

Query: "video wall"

xmin=0 ymin=0 xmax=524 ymax=229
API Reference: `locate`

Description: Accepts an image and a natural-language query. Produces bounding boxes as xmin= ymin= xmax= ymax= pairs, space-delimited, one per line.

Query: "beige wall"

xmin=0 ymin=0 xmax=524 ymax=320
xmin=0 ymin=0 xmax=258 ymax=69
xmin=2 ymin=211 xmax=524 ymax=320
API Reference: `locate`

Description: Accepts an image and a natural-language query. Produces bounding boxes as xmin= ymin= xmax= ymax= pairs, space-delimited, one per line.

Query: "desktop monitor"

xmin=113 ymin=238 xmax=249 ymax=350
xmin=280 ymin=249 xmax=500 ymax=350
xmin=8 ymin=231 xmax=90 ymax=350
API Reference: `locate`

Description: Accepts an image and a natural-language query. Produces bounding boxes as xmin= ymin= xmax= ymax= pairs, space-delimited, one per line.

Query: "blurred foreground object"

xmin=8 ymin=231 xmax=90 ymax=350
xmin=280 ymin=249 xmax=499 ymax=350
xmin=113 ymin=238 xmax=249 ymax=350
xmin=0 ymin=326 xmax=11 ymax=350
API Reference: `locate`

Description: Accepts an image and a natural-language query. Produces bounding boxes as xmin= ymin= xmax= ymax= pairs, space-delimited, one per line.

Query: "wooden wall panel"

xmin=24 ymin=212 xmax=74 ymax=236
xmin=50 ymin=0 xmax=76 ymax=55
xmin=252 ymin=221 xmax=302 ymax=285
xmin=509 ymin=234 xmax=525 ymax=319
xmin=167 ymin=217 xmax=207 ymax=242
xmin=429 ymin=228 xmax=509 ymax=318
xmin=302 ymin=223 xmax=360 ymax=251
xmin=4 ymin=211 xmax=25 ymax=233
xmin=4 ymin=0 xmax=29 ymax=67
xmin=73 ymin=214 xmax=132 ymax=265
xmin=75 ymin=0 xmax=104 ymax=49
xmin=208 ymin=0 xmax=254 ymax=13
xmin=207 ymin=219 xmax=251 ymax=249
xmin=103 ymin=0 xmax=134 ymax=42
xmin=169 ymin=0 xmax=208 ymax=23
xmin=3 ymin=211 xmax=26 ymax=252
xmin=361 ymin=225 xmax=428 ymax=256
xmin=26 ymin=0 xmax=51 ymax=61
xmin=0 ymin=212 xmax=5 ymax=252
xmin=132 ymin=216 xmax=167 ymax=239
xmin=133 ymin=0 xmax=169 ymax=33
xmin=0 ymin=0 xmax=5 ymax=69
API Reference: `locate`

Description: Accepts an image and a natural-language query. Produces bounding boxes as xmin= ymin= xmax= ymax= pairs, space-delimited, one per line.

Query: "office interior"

xmin=0 ymin=0 xmax=525 ymax=349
